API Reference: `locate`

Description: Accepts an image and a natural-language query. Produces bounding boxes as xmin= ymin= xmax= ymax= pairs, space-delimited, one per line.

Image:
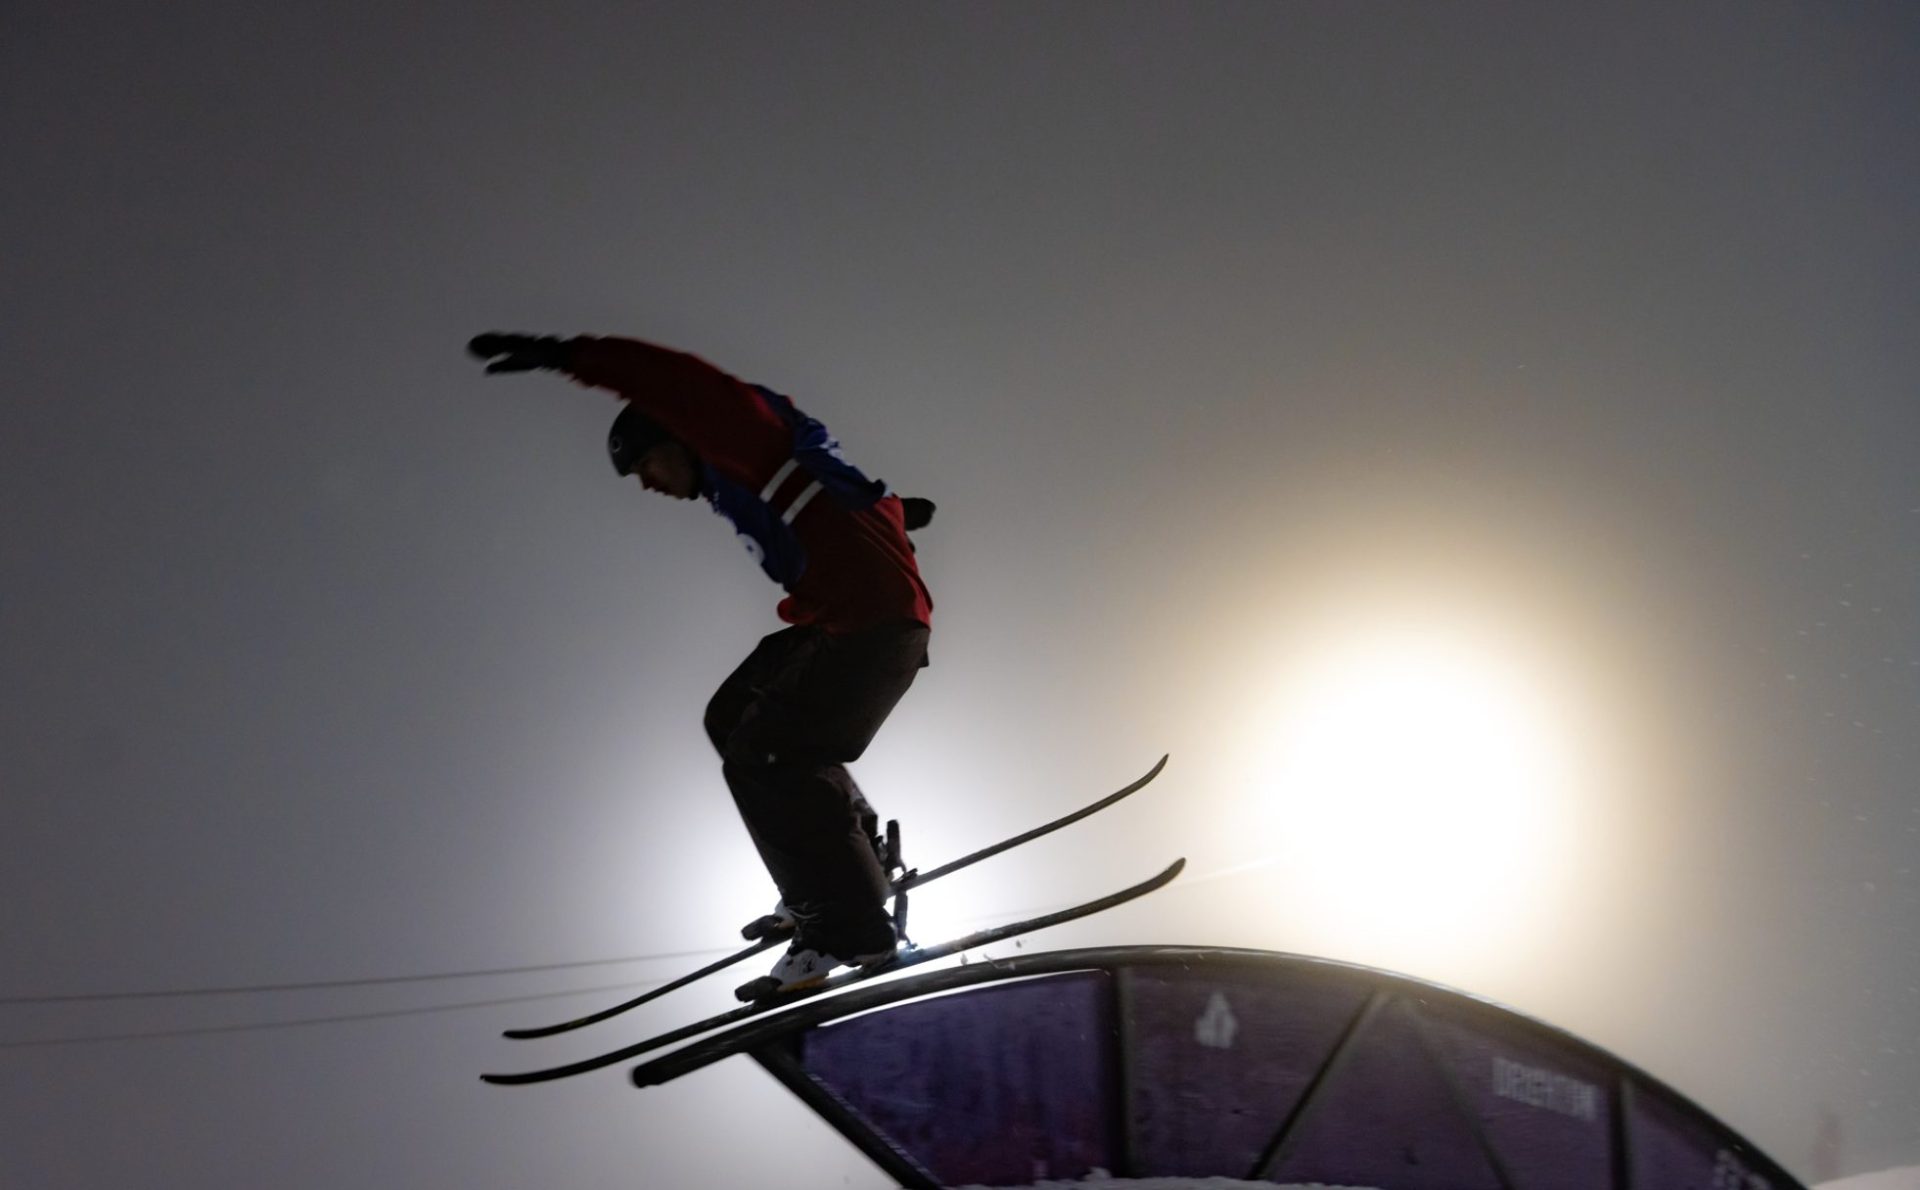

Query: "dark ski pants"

xmin=703 ymin=621 xmax=930 ymax=952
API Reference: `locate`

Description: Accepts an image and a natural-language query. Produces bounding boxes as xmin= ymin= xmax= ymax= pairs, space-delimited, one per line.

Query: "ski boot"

xmin=738 ymin=818 xmax=907 ymax=942
xmin=734 ymin=910 xmax=898 ymax=1002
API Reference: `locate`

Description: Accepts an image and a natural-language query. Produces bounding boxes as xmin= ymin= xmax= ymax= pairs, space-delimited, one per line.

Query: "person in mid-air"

xmin=468 ymin=332 xmax=933 ymax=994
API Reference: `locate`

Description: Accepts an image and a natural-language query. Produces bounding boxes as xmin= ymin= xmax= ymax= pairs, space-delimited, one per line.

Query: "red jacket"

xmin=564 ymin=336 xmax=933 ymax=633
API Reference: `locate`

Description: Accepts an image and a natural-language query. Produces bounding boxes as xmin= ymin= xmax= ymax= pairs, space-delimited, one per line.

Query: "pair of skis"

xmin=482 ymin=753 xmax=1176 ymax=1087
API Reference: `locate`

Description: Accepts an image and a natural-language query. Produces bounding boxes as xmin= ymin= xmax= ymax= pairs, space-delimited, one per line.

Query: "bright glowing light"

xmin=1246 ymin=620 xmax=1586 ymax=969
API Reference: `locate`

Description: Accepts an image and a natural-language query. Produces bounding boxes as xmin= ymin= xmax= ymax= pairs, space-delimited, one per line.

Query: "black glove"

xmin=467 ymin=332 xmax=574 ymax=374
xmin=900 ymin=496 xmax=936 ymax=531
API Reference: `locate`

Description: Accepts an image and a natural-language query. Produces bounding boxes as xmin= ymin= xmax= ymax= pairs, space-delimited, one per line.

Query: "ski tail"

xmin=479 ymin=856 xmax=1185 ymax=1087
xmin=499 ymin=754 xmax=1169 ymax=1041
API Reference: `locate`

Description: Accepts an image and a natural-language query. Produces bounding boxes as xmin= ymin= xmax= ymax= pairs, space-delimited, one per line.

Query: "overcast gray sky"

xmin=4 ymin=3 xmax=1916 ymax=1187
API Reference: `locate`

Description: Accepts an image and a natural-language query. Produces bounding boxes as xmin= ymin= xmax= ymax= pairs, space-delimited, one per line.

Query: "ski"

xmin=480 ymin=856 xmax=1184 ymax=1086
xmin=500 ymin=753 xmax=1168 ymax=1040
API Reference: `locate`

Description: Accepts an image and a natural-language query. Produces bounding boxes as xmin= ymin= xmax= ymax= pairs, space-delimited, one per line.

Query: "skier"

xmin=467 ymin=332 xmax=933 ymax=993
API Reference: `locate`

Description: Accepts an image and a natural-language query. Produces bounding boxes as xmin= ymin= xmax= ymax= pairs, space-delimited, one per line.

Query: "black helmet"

xmin=607 ymin=404 xmax=674 ymax=476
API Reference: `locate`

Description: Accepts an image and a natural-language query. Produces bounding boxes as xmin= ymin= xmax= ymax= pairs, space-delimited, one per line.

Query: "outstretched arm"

xmin=468 ymin=332 xmax=738 ymax=411
xmin=466 ymin=332 xmax=788 ymax=472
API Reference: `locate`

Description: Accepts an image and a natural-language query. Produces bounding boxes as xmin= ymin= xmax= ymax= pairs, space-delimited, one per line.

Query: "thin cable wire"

xmin=2 ymin=861 xmax=1270 ymax=1049
xmin=0 ymin=976 xmax=664 ymax=1050
xmin=0 ymin=945 xmax=736 ymax=1005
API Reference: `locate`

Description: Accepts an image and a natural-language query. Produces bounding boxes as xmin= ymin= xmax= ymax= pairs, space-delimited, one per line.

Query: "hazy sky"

xmin=4 ymin=4 xmax=1916 ymax=1187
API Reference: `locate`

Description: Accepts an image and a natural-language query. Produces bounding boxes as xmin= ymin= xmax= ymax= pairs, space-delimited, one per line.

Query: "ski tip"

xmin=1121 ymin=856 xmax=1185 ymax=895
xmin=1113 ymin=753 xmax=1170 ymax=797
xmin=1124 ymin=753 xmax=1170 ymax=790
